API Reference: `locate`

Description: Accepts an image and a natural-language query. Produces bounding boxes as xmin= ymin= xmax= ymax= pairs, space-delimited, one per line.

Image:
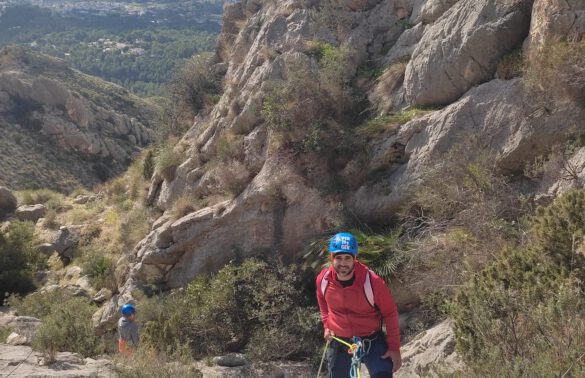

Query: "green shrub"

xmin=302 ymin=229 xmax=410 ymax=284
xmin=215 ymin=132 xmax=244 ymax=161
xmin=0 ymin=325 xmax=13 ymax=342
xmin=77 ymin=245 xmax=117 ymax=292
xmin=525 ymin=39 xmax=585 ymax=104
xmin=357 ymin=108 xmax=434 ymax=136
xmin=114 ymin=348 xmax=200 ymax=378
xmin=118 ymin=205 xmax=153 ymax=252
xmin=531 ymin=189 xmax=585 ymax=273
xmin=140 ymin=258 xmax=321 ymax=361
xmin=32 ymin=296 xmax=104 ymax=361
xmin=143 ymin=149 xmax=155 ymax=181
xmin=451 ymin=190 xmax=585 ymax=376
xmin=302 ymin=122 xmax=327 ymax=153
xmin=261 ymin=90 xmax=291 ymax=130
xmin=404 ymin=140 xmax=519 ymax=236
xmin=496 ymin=49 xmax=524 ymax=80
xmin=168 ymin=193 xmax=199 ymax=220
xmin=6 ymin=288 xmax=71 ymax=318
xmin=0 ymin=221 xmax=45 ymax=301
xmin=154 ymin=144 xmax=183 ymax=181
xmin=164 ymin=53 xmax=222 ymax=137
xmin=17 ymin=189 xmax=64 ymax=207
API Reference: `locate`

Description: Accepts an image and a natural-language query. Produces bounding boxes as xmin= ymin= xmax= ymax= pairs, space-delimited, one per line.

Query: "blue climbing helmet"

xmin=329 ymin=232 xmax=358 ymax=256
xmin=120 ymin=303 xmax=136 ymax=317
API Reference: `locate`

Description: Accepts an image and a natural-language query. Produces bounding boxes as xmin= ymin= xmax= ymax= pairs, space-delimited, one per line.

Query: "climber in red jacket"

xmin=316 ymin=232 xmax=401 ymax=378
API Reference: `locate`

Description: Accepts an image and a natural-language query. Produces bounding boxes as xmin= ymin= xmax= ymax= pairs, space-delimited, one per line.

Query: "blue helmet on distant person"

xmin=329 ymin=232 xmax=358 ymax=256
xmin=120 ymin=303 xmax=136 ymax=317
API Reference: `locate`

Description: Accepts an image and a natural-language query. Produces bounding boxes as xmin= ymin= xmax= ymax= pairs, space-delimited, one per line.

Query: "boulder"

xmin=396 ymin=320 xmax=465 ymax=377
xmin=213 ymin=353 xmax=249 ymax=367
xmin=404 ymin=0 xmax=533 ymax=106
xmin=92 ymin=288 xmax=113 ymax=304
xmin=6 ymin=332 xmax=28 ymax=346
xmin=38 ymin=226 xmax=79 ymax=261
xmin=15 ymin=204 xmax=46 ymax=222
xmin=0 ymin=186 xmax=17 ymax=217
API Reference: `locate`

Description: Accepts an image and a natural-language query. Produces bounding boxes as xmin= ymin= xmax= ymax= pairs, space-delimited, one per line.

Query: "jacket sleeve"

xmin=316 ymin=271 xmax=329 ymax=328
xmin=371 ymin=273 xmax=401 ymax=352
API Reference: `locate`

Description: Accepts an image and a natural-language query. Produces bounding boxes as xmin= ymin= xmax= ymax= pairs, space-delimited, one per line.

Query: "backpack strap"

xmin=320 ymin=270 xmax=331 ymax=297
xmin=320 ymin=269 xmax=375 ymax=308
xmin=364 ymin=270 xmax=375 ymax=308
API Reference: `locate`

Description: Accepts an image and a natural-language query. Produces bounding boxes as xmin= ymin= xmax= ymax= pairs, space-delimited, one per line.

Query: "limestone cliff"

xmin=97 ymin=0 xmax=585 ymax=333
xmin=0 ymin=47 xmax=157 ymax=191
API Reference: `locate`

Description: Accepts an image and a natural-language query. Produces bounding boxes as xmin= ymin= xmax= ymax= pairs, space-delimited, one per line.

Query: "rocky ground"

xmin=1 ymin=303 xmax=461 ymax=378
xmin=0 ymin=344 xmax=114 ymax=378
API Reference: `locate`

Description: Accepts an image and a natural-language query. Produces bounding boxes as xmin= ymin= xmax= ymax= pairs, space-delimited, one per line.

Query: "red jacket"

xmin=316 ymin=261 xmax=401 ymax=352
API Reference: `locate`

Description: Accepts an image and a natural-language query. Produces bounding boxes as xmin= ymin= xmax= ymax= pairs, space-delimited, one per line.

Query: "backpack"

xmin=320 ymin=269 xmax=375 ymax=307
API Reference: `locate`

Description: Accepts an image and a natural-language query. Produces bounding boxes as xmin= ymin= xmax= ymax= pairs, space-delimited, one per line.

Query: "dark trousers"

xmin=326 ymin=334 xmax=393 ymax=378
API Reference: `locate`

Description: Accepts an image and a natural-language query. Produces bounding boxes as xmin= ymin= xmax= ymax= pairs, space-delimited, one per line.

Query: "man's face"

xmin=332 ymin=253 xmax=355 ymax=280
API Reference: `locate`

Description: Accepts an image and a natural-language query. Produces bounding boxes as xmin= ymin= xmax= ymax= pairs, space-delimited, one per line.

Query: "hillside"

xmin=2 ymin=0 xmax=585 ymax=376
xmin=0 ymin=2 xmax=224 ymax=96
xmin=0 ymin=46 xmax=158 ymax=191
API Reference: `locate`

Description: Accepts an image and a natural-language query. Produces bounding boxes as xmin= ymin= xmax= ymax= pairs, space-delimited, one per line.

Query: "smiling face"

xmin=332 ymin=253 xmax=355 ymax=281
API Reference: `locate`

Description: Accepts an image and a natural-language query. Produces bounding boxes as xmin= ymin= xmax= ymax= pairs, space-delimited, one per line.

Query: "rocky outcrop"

xmin=404 ymin=0 xmax=533 ymax=106
xmin=120 ymin=0 xmax=417 ymax=298
xmin=525 ymin=0 xmax=585 ymax=61
xmin=36 ymin=226 xmax=80 ymax=261
xmin=0 ymin=186 xmax=17 ymax=217
xmin=113 ymin=0 xmax=585 ymax=311
xmin=352 ymin=78 xmax=585 ymax=222
xmin=134 ymin=157 xmax=343 ymax=288
xmin=0 ymin=47 xmax=157 ymax=191
xmin=396 ymin=320 xmax=465 ymax=377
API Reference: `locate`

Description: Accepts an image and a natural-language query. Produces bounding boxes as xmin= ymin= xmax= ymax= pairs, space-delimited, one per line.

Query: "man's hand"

xmin=324 ymin=328 xmax=335 ymax=341
xmin=381 ymin=350 xmax=402 ymax=373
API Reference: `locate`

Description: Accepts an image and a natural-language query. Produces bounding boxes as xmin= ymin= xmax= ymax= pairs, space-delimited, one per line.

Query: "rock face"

xmin=0 ymin=344 xmax=113 ymax=378
xmin=118 ymin=0 xmax=414 ymax=298
xmin=525 ymin=0 xmax=585 ymax=60
xmin=396 ymin=320 xmax=464 ymax=377
xmin=351 ymin=78 xmax=585 ymax=222
xmin=404 ymin=0 xmax=533 ymax=106
xmin=101 ymin=0 xmax=585 ymax=314
xmin=0 ymin=47 xmax=157 ymax=191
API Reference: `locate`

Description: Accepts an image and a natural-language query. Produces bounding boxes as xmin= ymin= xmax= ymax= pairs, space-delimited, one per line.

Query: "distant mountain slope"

xmin=0 ymin=46 xmax=158 ymax=191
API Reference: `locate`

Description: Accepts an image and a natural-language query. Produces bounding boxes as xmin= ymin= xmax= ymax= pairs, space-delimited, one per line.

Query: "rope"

xmin=316 ymin=339 xmax=330 ymax=378
xmin=4 ymin=347 xmax=34 ymax=378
